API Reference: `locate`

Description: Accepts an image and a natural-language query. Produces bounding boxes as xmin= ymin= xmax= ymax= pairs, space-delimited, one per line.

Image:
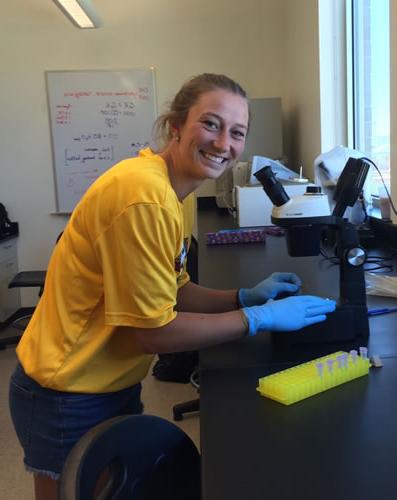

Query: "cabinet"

xmin=0 ymin=237 xmax=20 ymax=323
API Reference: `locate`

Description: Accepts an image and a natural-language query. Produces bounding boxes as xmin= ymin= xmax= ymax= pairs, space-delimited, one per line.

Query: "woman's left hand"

xmin=238 ymin=272 xmax=302 ymax=307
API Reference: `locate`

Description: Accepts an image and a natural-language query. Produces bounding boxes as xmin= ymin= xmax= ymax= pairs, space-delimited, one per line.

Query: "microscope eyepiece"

xmin=254 ymin=166 xmax=290 ymax=207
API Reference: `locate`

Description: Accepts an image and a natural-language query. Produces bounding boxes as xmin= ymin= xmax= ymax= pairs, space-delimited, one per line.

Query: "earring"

xmin=175 ymin=135 xmax=180 ymax=143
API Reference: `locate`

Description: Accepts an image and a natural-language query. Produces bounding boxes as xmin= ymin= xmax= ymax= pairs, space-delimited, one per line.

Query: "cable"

xmin=364 ymin=264 xmax=393 ymax=272
xmin=320 ymin=247 xmax=339 ymax=265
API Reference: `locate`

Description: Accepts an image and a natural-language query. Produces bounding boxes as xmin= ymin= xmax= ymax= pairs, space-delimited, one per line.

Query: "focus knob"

xmin=346 ymin=247 xmax=367 ymax=266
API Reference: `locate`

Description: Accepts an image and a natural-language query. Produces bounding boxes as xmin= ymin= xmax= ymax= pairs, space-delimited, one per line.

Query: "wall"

xmin=283 ymin=0 xmax=321 ymax=179
xmin=318 ymin=0 xmax=348 ymax=152
xmin=0 ymin=0 xmax=323 ymax=306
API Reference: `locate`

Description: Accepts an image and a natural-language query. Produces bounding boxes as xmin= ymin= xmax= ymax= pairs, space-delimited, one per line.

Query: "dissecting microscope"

xmin=254 ymin=157 xmax=370 ymax=346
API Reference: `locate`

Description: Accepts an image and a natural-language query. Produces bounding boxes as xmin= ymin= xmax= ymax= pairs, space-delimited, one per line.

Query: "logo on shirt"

xmin=175 ymin=238 xmax=189 ymax=273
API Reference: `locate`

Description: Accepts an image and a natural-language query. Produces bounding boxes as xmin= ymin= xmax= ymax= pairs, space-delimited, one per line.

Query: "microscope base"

xmin=271 ymin=304 xmax=369 ymax=348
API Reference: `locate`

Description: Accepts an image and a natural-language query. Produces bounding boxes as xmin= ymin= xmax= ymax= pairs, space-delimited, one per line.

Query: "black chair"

xmin=8 ymin=270 xmax=46 ymax=295
xmin=0 ymin=232 xmax=63 ymax=349
xmin=173 ymin=369 xmax=200 ymax=421
xmin=59 ymin=414 xmax=201 ymax=500
xmin=5 ymin=271 xmax=45 ymax=338
xmin=5 ymin=232 xmax=64 ymax=337
xmin=0 ymin=270 xmax=46 ymax=349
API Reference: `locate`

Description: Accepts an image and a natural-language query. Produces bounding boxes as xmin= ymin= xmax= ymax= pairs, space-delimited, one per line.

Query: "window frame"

xmin=346 ymin=0 xmax=391 ymax=197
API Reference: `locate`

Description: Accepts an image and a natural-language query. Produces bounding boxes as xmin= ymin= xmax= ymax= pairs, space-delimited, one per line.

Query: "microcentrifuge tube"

xmin=316 ymin=362 xmax=324 ymax=377
xmin=359 ymin=347 xmax=368 ymax=359
xmin=350 ymin=350 xmax=358 ymax=363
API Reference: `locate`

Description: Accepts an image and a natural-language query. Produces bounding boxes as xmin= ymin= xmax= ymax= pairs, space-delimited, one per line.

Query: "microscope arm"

xmin=332 ymin=218 xmax=367 ymax=307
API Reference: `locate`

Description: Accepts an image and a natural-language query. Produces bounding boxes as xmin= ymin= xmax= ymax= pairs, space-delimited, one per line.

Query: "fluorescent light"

xmin=52 ymin=0 xmax=102 ymax=29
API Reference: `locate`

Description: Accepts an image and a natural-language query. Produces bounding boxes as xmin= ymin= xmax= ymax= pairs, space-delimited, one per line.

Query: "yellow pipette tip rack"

xmin=257 ymin=350 xmax=370 ymax=406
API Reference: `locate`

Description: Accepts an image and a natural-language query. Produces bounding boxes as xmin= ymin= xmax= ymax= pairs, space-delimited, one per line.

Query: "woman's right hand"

xmin=241 ymin=296 xmax=336 ymax=336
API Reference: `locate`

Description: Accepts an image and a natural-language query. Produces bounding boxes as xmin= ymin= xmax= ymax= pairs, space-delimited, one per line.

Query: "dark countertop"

xmin=197 ymin=208 xmax=397 ymax=500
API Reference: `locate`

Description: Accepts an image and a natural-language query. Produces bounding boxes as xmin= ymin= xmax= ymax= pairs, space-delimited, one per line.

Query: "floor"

xmin=0 ymin=325 xmax=200 ymax=500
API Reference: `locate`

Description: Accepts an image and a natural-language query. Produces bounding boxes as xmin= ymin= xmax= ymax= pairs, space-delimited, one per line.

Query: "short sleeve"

xmin=95 ymin=203 xmax=184 ymax=328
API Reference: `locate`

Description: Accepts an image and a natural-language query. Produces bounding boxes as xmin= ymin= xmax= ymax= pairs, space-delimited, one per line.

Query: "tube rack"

xmin=257 ymin=350 xmax=370 ymax=405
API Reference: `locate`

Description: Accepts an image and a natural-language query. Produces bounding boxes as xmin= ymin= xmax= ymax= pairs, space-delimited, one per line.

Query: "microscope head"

xmin=254 ymin=158 xmax=370 ymax=256
xmin=254 ymin=166 xmax=330 ymax=256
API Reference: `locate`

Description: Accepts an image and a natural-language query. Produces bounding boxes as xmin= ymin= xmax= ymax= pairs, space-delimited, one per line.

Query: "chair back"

xmin=59 ymin=414 xmax=201 ymax=500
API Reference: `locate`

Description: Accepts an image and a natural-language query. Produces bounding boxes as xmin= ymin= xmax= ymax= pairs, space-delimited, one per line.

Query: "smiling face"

xmin=172 ymin=89 xmax=249 ymax=184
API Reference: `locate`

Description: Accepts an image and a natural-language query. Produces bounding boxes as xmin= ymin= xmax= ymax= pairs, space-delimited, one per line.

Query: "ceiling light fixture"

xmin=52 ymin=0 xmax=102 ymax=29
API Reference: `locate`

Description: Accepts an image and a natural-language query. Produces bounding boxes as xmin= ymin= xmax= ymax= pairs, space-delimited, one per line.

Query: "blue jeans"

xmin=9 ymin=363 xmax=143 ymax=480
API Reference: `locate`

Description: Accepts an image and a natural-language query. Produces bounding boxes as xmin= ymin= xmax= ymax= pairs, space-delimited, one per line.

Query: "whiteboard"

xmin=46 ymin=69 xmax=157 ymax=213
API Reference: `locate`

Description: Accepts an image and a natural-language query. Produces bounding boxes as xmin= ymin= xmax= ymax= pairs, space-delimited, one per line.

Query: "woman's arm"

xmin=125 ymin=309 xmax=247 ymax=354
xmin=127 ymin=293 xmax=336 ymax=354
xmin=123 ymin=275 xmax=334 ymax=355
xmin=176 ymin=272 xmax=302 ymax=313
xmin=119 ymin=282 xmax=244 ymax=354
xmin=175 ymin=281 xmax=239 ymax=313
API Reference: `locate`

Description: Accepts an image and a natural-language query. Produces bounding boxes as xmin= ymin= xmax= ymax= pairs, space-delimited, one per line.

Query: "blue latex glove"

xmin=238 ymin=272 xmax=302 ymax=307
xmin=241 ymin=295 xmax=336 ymax=336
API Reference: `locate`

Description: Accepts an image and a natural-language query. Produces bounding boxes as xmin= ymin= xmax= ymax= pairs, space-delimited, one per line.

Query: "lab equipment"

xmin=359 ymin=346 xmax=368 ymax=359
xmin=350 ymin=349 xmax=358 ymax=363
xmin=215 ymin=151 xmax=312 ymax=227
xmin=254 ymin=156 xmax=371 ymax=345
xmin=235 ymin=182 xmax=314 ymax=227
xmin=215 ymin=156 xmax=300 ymax=219
xmin=257 ymin=350 xmax=370 ymax=406
xmin=326 ymin=358 xmax=335 ymax=373
xmin=291 ymin=166 xmax=309 ymax=184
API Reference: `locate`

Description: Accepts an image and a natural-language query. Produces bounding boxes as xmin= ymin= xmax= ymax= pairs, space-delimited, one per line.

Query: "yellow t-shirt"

xmin=17 ymin=149 xmax=194 ymax=393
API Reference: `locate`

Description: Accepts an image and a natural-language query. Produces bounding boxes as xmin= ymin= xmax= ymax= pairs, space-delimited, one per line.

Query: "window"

xmin=347 ymin=0 xmax=390 ymax=193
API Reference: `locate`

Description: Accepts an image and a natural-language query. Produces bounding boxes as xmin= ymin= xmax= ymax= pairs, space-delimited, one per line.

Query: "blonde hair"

xmin=153 ymin=73 xmax=248 ymax=150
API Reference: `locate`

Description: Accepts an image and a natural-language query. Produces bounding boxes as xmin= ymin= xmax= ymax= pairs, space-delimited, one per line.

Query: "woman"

xmin=9 ymin=73 xmax=335 ymax=499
